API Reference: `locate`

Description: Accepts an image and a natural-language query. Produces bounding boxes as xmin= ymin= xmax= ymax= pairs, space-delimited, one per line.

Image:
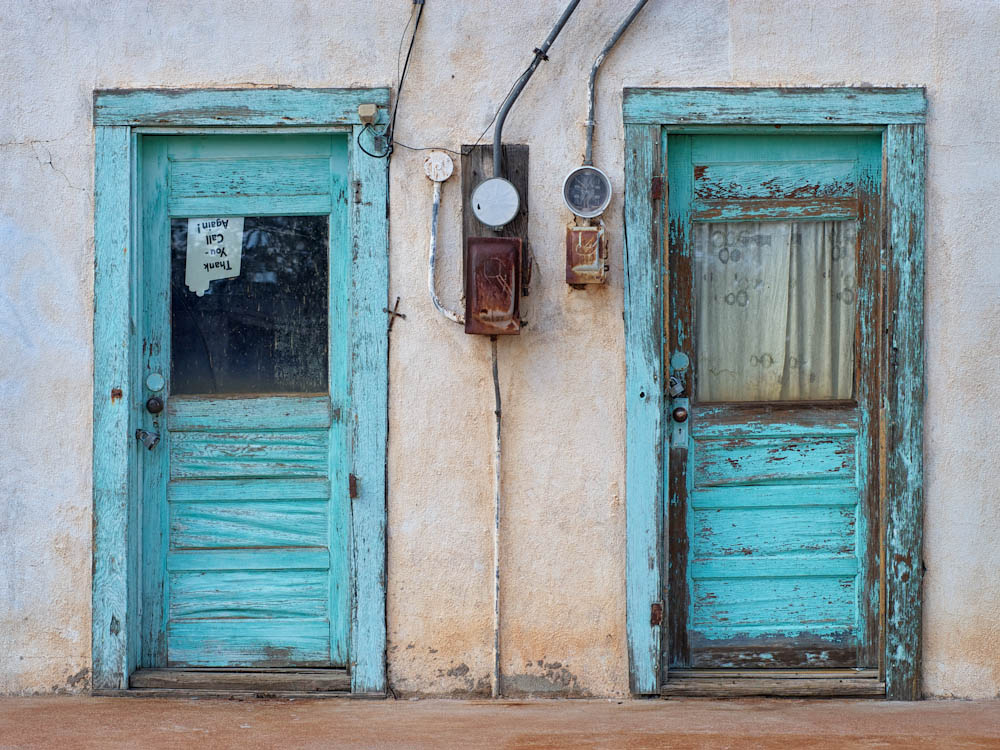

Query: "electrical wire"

xmin=358 ymin=0 xmax=425 ymax=158
xmin=359 ymin=55 xmax=538 ymax=160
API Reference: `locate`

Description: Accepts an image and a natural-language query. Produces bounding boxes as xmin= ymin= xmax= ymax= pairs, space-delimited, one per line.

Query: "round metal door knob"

xmin=672 ymin=406 xmax=689 ymax=423
xmin=146 ymin=396 xmax=164 ymax=414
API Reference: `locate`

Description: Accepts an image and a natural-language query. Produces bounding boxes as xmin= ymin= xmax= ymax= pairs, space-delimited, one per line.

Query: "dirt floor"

xmin=1 ymin=696 xmax=999 ymax=749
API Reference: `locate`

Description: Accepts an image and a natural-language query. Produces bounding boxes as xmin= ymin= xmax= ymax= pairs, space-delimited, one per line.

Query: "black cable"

xmin=380 ymin=59 xmax=536 ymax=159
xmin=357 ymin=1 xmax=424 ymax=159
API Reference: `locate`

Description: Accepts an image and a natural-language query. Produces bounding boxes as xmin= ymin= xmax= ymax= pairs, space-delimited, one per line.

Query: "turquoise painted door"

xmin=138 ymin=135 xmax=351 ymax=668
xmin=666 ymin=134 xmax=882 ymax=669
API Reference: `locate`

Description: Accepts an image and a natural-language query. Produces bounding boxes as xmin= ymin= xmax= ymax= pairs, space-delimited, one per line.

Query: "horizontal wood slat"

xmin=170 ymin=501 xmax=329 ymax=549
xmin=168 ymin=395 xmax=332 ymax=431
xmin=167 ymin=547 xmax=329 ymax=572
xmin=169 ymin=430 xmax=329 ymax=479
xmin=94 ymin=88 xmax=390 ymax=126
xmin=624 ymin=87 xmax=926 ymax=125
xmin=130 ymin=668 xmax=350 ymax=692
xmin=694 ymin=161 xmax=858 ymax=200
xmin=690 ymin=483 xmax=857 ymax=509
xmin=660 ymin=678 xmax=885 ymax=697
xmin=691 ymin=555 xmax=857 ymax=580
xmin=168 ymin=478 xmax=331 ymax=502
xmin=692 ymin=197 xmax=856 ymax=221
xmin=692 ymin=504 xmax=856 ymax=558
xmin=167 ymin=618 xmax=331 ymax=667
xmin=693 ymin=435 xmax=856 ymax=487
xmin=169 ymin=570 xmax=329 ymax=620
xmin=169 ymin=157 xmax=331 ymax=199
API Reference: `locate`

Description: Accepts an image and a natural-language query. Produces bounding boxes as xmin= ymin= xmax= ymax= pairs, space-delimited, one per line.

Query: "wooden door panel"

xmin=666 ymin=133 xmax=882 ymax=671
xmin=140 ymin=135 xmax=350 ymax=669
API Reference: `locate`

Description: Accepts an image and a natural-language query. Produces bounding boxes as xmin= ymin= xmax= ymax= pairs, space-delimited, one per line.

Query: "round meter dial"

xmin=563 ymin=165 xmax=612 ymax=219
xmin=471 ymin=177 xmax=520 ymax=228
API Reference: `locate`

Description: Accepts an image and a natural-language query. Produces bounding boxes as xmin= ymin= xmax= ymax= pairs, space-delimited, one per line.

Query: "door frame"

xmin=622 ymin=87 xmax=926 ymax=699
xmin=92 ymin=88 xmax=390 ymax=695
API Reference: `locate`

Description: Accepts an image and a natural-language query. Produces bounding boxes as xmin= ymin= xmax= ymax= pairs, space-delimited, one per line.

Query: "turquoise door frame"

xmin=92 ymin=88 xmax=390 ymax=694
xmin=622 ymin=88 xmax=926 ymax=699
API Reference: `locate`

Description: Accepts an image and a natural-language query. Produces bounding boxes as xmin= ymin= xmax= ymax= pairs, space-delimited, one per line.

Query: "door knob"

xmin=672 ymin=406 xmax=689 ymax=423
xmin=146 ymin=396 xmax=164 ymax=414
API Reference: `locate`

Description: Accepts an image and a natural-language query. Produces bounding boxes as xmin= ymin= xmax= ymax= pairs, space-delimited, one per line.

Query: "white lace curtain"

xmin=693 ymin=221 xmax=857 ymax=403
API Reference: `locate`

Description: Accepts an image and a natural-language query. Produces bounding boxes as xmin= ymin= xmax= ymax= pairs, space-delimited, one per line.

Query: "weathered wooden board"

xmin=94 ymin=88 xmax=390 ymax=127
xmin=169 ymin=157 xmax=332 ymax=198
xmin=347 ymin=123 xmax=389 ymax=694
xmin=92 ymin=124 xmax=135 ymax=690
xmin=169 ymin=430 xmax=330 ymax=479
xmin=168 ymin=478 xmax=330 ymax=503
xmin=167 ymin=618 xmax=331 ymax=667
xmin=169 ymin=570 xmax=329 ymax=619
xmin=692 ymin=435 xmax=856 ymax=487
xmin=661 ymin=677 xmax=884 ymax=697
xmin=624 ymin=87 xmax=926 ymax=125
xmin=170 ymin=500 xmax=330 ymax=549
xmin=130 ymin=668 xmax=350 ymax=692
xmin=692 ymin=504 xmax=856 ymax=557
xmin=693 ymin=161 xmax=857 ymax=200
xmin=166 ymin=547 xmax=329 ymax=572
xmin=884 ymin=123 xmax=925 ymax=701
xmin=623 ymin=122 xmax=664 ymax=694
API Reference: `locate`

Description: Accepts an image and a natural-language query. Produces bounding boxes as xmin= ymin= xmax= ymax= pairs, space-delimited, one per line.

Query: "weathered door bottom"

xmin=128 ymin=668 xmax=352 ymax=698
xmin=660 ymin=670 xmax=884 ymax=698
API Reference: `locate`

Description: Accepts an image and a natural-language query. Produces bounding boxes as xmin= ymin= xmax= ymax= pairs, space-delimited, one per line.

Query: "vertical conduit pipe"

xmin=428 ymin=180 xmax=464 ymax=324
xmin=584 ymin=0 xmax=650 ymax=166
xmin=490 ymin=336 xmax=502 ymax=698
xmin=492 ymin=0 xmax=582 ymax=177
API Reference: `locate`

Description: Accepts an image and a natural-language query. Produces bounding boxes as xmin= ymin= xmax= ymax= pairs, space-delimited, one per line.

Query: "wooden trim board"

xmin=130 ymin=669 xmax=350 ymax=693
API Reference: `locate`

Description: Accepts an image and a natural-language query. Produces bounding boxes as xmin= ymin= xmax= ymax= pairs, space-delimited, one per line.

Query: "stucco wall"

xmin=1 ymin=0 xmax=998 ymax=698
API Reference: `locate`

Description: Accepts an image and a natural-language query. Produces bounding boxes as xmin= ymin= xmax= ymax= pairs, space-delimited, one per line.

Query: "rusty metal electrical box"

xmin=566 ymin=222 xmax=608 ymax=285
xmin=465 ymin=236 xmax=522 ymax=335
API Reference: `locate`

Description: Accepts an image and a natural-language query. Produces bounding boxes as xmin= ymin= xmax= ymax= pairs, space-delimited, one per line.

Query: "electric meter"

xmin=562 ymin=165 xmax=612 ymax=219
xmin=471 ymin=177 xmax=520 ymax=228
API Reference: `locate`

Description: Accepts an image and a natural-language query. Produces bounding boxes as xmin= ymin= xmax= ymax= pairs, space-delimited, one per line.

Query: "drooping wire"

xmin=372 ymin=57 xmax=536 ymax=159
xmin=358 ymin=1 xmax=425 ymax=158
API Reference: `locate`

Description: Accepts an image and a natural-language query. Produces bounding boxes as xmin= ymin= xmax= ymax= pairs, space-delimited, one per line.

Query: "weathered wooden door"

xmin=665 ymin=133 xmax=882 ymax=670
xmin=138 ymin=135 xmax=350 ymax=668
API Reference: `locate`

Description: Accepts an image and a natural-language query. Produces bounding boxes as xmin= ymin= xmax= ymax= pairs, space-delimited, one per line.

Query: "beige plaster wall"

xmin=0 ymin=0 xmax=997 ymax=698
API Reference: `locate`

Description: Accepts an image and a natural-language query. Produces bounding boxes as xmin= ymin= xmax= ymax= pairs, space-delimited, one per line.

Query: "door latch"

xmin=135 ymin=428 xmax=160 ymax=450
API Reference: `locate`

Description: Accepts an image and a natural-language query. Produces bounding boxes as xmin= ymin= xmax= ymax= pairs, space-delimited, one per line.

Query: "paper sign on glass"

xmin=185 ymin=217 xmax=244 ymax=296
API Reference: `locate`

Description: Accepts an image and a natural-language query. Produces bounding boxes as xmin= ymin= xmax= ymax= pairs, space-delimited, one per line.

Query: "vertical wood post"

xmin=92 ymin=125 xmax=136 ymax=690
xmin=884 ymin=123 xmax=925 ymax=700
xmin=623 ymin=123 xmax=663 ymax=694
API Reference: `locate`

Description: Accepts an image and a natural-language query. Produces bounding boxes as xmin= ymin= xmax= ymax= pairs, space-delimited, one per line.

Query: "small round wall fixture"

xmin=423 ymin=151 xmax=454 ymax=183
xmin=563 ymin=165 xmax=612 ymax=219
xmin=471 ymin=177 xmax=520 ymax=228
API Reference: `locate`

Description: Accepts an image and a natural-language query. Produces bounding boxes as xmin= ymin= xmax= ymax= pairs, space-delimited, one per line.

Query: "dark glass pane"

xmin=170 ymin=215 xmax=329 ymax=395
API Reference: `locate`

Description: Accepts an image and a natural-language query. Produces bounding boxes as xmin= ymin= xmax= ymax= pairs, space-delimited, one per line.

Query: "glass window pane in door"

xmin=170 ymin=215 xmax=329 ymax=395
xmin=692 ymin=220 xmax=857 ymax=402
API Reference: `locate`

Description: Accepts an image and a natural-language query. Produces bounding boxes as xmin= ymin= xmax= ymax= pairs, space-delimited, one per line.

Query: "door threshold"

xmin=124 ymin=668 xmax=359 ymax=698
xmin=661 ymin=670 xmax=884 ymax=698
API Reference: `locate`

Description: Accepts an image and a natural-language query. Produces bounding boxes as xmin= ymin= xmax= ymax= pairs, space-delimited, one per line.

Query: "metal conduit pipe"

xmin=427 ymin=180 xmax=464 ymax=324
xmin=584 ymin=0 xmax=650 ymax=166
xmin=492 ymin=0 xmax=582 ymax=177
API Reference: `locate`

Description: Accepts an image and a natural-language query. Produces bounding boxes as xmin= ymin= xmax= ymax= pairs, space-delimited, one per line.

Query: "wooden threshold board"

xmin=661 ymin=670 xmax=885 ymax=698
xmin=129 ymin=668 xmax=351 ymax=695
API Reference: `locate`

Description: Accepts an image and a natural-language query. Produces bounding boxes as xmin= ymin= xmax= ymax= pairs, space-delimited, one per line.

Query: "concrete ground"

xmin=1 ymin=697 xmax=999 ymax=749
